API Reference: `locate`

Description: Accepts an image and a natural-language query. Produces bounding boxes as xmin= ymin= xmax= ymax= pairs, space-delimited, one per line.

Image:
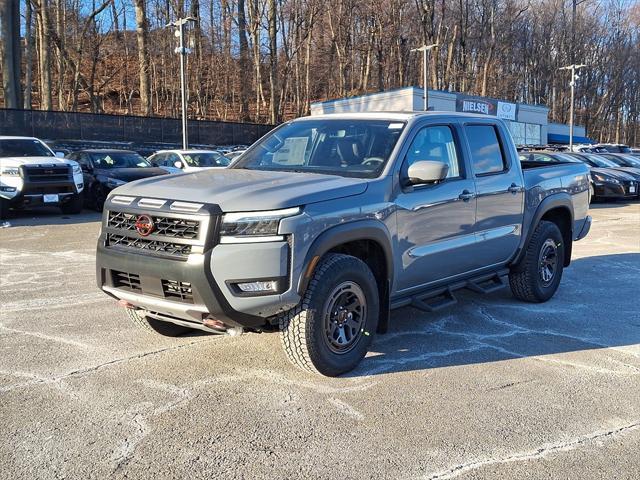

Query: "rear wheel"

xmin=279 ymin=253 xmax=379 ymax=376
xmin=60 ymin=193 xmax=83 ymax=214
xmin=509 ymin=220 xmax=565 ymax=303
xmin=126 ymin=308 xmax=191 ymax=337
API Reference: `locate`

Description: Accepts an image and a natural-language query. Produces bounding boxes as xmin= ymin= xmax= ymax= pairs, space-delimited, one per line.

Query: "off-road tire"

xmin=278 ymin=253 xmax=379 ymax=376
xmin=93 ymin=185 xmax=108 ymax=212
xmin=60 ymin=193 xmax=83 ymax=214
xmin=509 ymin=220 xmax=565 ymax=303
xmin=126 ymin=308 xmax=191 ymax=337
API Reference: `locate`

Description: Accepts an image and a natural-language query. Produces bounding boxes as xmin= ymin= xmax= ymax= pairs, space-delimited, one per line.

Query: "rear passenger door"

xmin=394 ymin=123 xmax=478 ymax=293
xmin=463 ymin=122 xmax=524 ymax=268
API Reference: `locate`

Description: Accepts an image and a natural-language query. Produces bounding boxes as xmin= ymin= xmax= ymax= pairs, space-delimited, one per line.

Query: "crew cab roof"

xmin=297 ymin=111 xmax=505 ymax=122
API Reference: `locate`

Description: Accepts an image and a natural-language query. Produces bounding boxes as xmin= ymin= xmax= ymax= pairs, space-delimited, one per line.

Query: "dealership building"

xmin=310 ymin=87 xmax=591 ymax=146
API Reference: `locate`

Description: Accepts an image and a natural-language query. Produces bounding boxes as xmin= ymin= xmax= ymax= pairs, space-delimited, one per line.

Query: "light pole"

xmin=559 ymin=63 xmax=586 ymax=150
xmin=411 ymin=43 xmax=439 ymax=111
xmin=167 ymin=17 xmax=197 ymax=149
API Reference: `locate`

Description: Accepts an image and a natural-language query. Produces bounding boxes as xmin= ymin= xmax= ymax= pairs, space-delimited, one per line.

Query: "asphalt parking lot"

xmin=1 ymin=202 xmax=639 ymax=479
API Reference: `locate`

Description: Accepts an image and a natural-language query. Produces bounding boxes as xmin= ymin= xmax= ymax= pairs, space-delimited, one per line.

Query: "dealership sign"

xmin=455 ymin=95 xmax=517 ymax=120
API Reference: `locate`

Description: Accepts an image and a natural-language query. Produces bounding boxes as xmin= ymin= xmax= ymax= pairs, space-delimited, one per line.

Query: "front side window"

xmin=405 ymin=125 xmax=461 ymax=178
xmin=584 ymin=154 xmax=617 ymax=168
xmin=90 ymin=152 xmax=151 ymax=169
xmin=232 ymin=119 xmax=405 ymax=178
xmin=465 ymin=125 xmax=507 ymax=175
xmin=0 ymin=139 xmax=54 ymax=158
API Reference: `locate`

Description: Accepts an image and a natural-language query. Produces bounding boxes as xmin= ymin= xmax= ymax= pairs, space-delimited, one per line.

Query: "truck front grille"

xmin=108 ymin=211 xmax=200 ymax=239
xmin=106 ymin=233 xmax=192 ymax=258
xmin=22 ymin=165 xmax=72 ymax=182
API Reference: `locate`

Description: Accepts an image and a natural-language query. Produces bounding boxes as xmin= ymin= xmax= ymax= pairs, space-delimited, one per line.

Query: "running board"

xmin=391 ymin=269 xmax=509 ymax=313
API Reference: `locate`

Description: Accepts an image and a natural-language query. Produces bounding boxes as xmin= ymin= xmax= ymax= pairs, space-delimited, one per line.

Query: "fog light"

xmin=236 ymin=281 xmax=278 ymax=293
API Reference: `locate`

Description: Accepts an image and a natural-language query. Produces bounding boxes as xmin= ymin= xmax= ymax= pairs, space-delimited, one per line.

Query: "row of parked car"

xmin=0 ymin=136 xmax=247 ymax=219
xmin=1 ymin=133 xmax=639 ymax=220
xmin=518 ymin=148 xmax=640 ymax=202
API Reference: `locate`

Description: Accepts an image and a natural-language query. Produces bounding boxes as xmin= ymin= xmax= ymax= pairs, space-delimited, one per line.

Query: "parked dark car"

xmin=593 ymin=143 xmax=632 ymax=153
xmin=561 ymin=152 xmax=638 ymax=200
xmin=66 ymin=149 xmax=168 ymax=211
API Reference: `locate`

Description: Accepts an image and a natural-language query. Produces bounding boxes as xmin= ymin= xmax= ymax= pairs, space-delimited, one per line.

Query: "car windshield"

xmin=232 ymin=119 xmax=406 ymax=178
xmin=90 ymin=152 xmax=151 ymax=169
xmin=0 ymin=139 xmax=54 ymax=158
xmin=183 ymin=152 xmax=230 ymax=167
xmin=549 ymin=153 xmax=582 ymax=163
xmin=618 ymin=155 xmax=640 ymax=167
xmin=584 ymin=154 xmax=618 ymax=168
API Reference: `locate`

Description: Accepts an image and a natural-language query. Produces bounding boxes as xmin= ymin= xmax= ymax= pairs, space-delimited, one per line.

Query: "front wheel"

xmin=60 ymin=193 xmax=83 ymax=214
xmin=509 ymin=220 xmax=565 ymax=303
xmin=126 ymin=308 xmax=191 ymax=337
xmin=0 ymin=198 xmax=10 ymax=220
xmin=279 ymin=253 xmax=379 ymax=376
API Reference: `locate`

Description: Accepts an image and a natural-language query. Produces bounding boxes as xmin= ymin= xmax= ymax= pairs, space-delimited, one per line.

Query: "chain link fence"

xmin=0 ymin=109 xmax=274 ymax=147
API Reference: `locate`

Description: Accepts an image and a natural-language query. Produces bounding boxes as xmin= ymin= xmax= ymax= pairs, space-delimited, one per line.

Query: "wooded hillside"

xmin=1 ymin=0 xmax=639 ymax=144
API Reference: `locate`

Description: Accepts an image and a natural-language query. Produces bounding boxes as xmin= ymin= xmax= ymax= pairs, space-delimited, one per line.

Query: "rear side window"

xmin=465 ymin=125 xmax=506 ymax=175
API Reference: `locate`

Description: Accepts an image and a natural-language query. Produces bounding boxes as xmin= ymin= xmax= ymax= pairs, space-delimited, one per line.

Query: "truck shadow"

xmin=2 ymin=208 xmax=102 ymax=227
xmin=348 ymin=253 xmax=640 ymax=377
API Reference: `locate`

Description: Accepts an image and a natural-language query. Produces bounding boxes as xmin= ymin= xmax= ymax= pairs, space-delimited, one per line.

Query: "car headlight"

xmin=1 ymin=167 xmax=20 ymax=176
xmin=220 ymin=207 xmax=301 ymax=243
xmin=593 ymin=173 xmax=620 ymax=184
xmin=72 ymin=165 xmax=82 ymax=175
xmin=106 ymin=177 xmax=127 ymax=188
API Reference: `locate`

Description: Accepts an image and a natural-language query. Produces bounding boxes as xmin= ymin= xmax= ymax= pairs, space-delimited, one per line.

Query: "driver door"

xmin=394 ymin=123 xmax=478 ymax=293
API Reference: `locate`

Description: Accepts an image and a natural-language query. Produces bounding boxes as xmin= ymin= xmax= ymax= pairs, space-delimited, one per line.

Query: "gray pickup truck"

xmin=96 ymin=112 xmax=591 ymax=376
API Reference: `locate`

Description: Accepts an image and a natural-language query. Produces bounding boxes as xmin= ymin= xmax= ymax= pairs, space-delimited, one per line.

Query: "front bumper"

xmin=594 ymin=180 xmax=637 ymax=199
xmin=1 ymin=164 xmax=83 ymax=205
xmin=96 ymin=197 xmax=302 ymax=330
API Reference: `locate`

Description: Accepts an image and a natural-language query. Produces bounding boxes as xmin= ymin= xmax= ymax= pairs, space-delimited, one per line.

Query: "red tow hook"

xmin=117 ymin=299 xmax=135 ymax=309
xmin=203 ymin=317 xmax=227 ymax=331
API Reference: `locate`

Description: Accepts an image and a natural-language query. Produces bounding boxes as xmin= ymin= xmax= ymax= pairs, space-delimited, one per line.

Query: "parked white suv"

xmin=0 ymin=136 xmax=84 ymax=219
xmin=148 ymin=149 xmax=231 ymax=174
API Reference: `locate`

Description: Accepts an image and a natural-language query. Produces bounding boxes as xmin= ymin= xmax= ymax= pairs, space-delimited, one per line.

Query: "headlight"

xmin=106 ymin=177 xmax=127 ymax=188
xmin=593 ymin=173 xmax=620 ymax=184
xmin=1 ymin=167 xmax=20 ymax=176
xmin=72 ymin=165 xmax=82 ymax=175
xmin=220 ymin=207 xmax=301 ymax=243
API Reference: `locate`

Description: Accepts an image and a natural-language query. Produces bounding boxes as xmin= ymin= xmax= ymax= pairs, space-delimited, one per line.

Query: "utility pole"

xmin=559 ymin=64 xmax=586 ymax=150
xmin=167 ymin=17 xmax=197 ymax=149
xmin=411 ymin=44 xmax=439 ymax=111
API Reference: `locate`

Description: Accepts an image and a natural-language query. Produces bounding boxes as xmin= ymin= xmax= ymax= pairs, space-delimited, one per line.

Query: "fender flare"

xmin=297 ymin=219 xmax=394 ymax=296
xmin=512 ymin=193 xmax=574 ymax=266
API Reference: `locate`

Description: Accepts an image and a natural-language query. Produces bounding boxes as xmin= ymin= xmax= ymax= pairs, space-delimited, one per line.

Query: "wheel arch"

xmin=514 ymin=193 xmax=574 ymax=267
xmin=297 ymin=220 xmax=393 ymax=333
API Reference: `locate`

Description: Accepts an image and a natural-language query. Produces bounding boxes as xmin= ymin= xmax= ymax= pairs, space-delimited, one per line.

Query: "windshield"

xmin=90 ymin=152 xmax=151 ymax=169
xmin=617 ymin=155 xmax=640 ymax=167
xmin=0 ymin=139 xmax=54 ymax=158
xmin=183 ymin=152 xmax=230 ymax=167
xmin=584 ymin=154 xmax=618 ymax=168
xmin=547 ymin=153 xmax=581 ymax=163
xmin=232 ymin=119 xmax=406 ymax=178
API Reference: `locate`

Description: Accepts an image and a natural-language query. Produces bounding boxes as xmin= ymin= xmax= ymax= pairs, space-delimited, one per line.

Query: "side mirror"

xmin=405 ymin=160 xmax=449 ymax=186
xmin=174 ymin=160 xmax=183 ymax=169
xmin=55 ymin=151 xmax=65 ymax=158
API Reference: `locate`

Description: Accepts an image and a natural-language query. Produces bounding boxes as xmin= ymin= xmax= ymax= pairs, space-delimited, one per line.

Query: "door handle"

xmin=508 ymin=183 xmax=522 ymax=194
xmin=458 ymin=190 xmax=475 ymax=202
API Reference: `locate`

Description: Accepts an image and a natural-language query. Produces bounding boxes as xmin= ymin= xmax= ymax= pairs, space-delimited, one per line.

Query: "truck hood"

xmin=111 ymin=168 xmax=368 ymax=211
xmin=96 ymin=167 xmax=168 ymax=182
xmin=0 ymin=156 xmax=76 ymax=168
